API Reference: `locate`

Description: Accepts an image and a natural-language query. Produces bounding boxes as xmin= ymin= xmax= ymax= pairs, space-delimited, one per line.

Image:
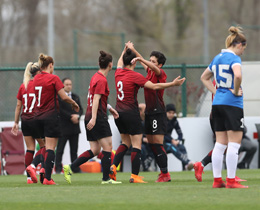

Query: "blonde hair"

xmin=23 ymin=62 xmax=40 ymax=89
xmin=38 ymin=53 xmax=54 ymax=70
xmin=225 ymin=26 xmax=247 ymax=48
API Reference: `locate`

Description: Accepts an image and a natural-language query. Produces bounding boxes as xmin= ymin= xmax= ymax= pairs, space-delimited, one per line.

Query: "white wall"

xmin=1 ymin=116 xmax=259 ymax=172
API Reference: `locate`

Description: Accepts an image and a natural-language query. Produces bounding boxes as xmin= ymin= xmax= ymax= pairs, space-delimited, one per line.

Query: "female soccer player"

xmin=26 ymin=53 xmax=79 ymax=185
xmin=200 ymin=26 xmax=248 ymax=188
xmin=129 ymin=45 xmax=174 ymax=182
xmin=11 ymin=62 xmax=45 ymax=184
xmin=110 ymin=41 xmax=185 ymax=183
xmin=63 ymin=51 xmax=121 ymax=184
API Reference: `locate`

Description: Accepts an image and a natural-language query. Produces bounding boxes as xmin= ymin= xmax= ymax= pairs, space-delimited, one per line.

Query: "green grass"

xmin=0 ymin=169 xmax=259 ymax=210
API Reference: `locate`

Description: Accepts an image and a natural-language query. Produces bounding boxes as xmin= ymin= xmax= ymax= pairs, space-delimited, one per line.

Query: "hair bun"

xmin=39 ymin=53 xmax=47 ymax=61
xmin=229 ymin=26 xmax=243 ymax=35
xmin=100 ymin=50 xmax=106 ymax=57
xmin=126 ymin=48 xmax=132 ymax=55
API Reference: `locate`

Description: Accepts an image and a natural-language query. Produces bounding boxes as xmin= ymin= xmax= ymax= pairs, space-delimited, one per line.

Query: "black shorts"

xmin=85 ymin=117 xmax=112 ymax=141
xmin=21 ymin=119 xmax=42 ymax=138
xmin=115 ymin=112 xmax=143 ymax=135
xmin=144 ymin=112 xmax=167 ymax=135
xmin=212 ymin=105 xmax=244 ymax=132
xmin=36 ymin=114 xmax=61 ymax=138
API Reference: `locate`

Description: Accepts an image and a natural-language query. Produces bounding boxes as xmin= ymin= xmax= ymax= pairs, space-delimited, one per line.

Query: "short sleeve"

xmin=134 ymin=72 xmax=149 ymax=87
xmin=54 ymin=75 xmax=64 ymax=92
xmin=16 ymin=84 xmax=24 ymax=101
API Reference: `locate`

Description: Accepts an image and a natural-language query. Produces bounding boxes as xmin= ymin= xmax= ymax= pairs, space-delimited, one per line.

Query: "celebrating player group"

xmin=12 ymin=25 xmax=248 ymax=188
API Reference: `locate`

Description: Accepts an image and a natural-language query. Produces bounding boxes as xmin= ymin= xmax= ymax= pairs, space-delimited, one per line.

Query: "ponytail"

xmin=23 ymin=62 xmax=33 ymax=89
xmin=23 ymin=62 xmax=41 ymax=89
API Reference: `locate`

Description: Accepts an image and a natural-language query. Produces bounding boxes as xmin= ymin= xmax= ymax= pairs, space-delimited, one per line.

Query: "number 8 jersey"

xmin=208 ymin=49 xmax=243 ymax=109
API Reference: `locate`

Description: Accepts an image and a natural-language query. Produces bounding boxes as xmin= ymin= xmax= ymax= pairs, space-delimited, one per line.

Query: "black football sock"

xmin=201 ymin=150 xmax=212 ymax=167
xmin=150 ymin=144 xmax=168 ymax=174
xmin=101 ymin=151 xmax=111 ymax=181
xmin=44 ymin=149 xmax=55 ymax=180
xmin=113 ymin=144 xmax=128 ymax=167
xmin=71 ymin=150 xmax=94 ymax=172
xmin=131 ymin=148 xmax=141 ymax=175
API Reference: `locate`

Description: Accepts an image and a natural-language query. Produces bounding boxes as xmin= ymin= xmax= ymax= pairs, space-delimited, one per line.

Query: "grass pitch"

xmin=0 ymin=169 xmax=259 ymax=210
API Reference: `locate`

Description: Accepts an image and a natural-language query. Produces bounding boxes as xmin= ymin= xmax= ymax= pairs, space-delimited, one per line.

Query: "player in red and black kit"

xmin=110 ymin=41 xmax=186 ymax=183
xmin=63 ymin=51 xmax=121 ymax=184
xmin=130 ymin=45 xmax=172 ymax=182
xmin=26 ymin=53 xmax=79 ymax=185
xmin=11 ymin=62 xmax=45 ymax=184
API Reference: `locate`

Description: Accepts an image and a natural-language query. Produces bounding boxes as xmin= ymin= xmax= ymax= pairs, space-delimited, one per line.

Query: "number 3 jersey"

xmin=85 ymin=71 xmax=109 ymax=121
xmin=115 ymin=68 xmax=148 ymax=114
xmin=16 ymin=80 xmax=36 ymax=120
xmin=208 ymin=49 xmax=243 ymax=109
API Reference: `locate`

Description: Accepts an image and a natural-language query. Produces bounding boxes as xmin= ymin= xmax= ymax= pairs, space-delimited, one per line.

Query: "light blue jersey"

xmin=208 ymin=49 xmax=243 ymax=109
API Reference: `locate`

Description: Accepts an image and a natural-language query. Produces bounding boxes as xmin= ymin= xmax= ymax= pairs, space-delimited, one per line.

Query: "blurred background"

xmin=0 ymin=0 xmax=260 ymax=121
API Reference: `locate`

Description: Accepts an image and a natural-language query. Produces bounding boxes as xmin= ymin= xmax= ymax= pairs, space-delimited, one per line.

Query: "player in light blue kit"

xmin=200 ymin=26 xmax=248 ymax=189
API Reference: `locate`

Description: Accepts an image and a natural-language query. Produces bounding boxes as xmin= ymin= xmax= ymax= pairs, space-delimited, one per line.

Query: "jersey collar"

xmin=221 ymin=49 xmax=236 ymax=55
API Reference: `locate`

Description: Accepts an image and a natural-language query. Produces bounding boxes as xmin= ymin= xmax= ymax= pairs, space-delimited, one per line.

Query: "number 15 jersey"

xmin=208 ymin=49 xmax=243 ymax=109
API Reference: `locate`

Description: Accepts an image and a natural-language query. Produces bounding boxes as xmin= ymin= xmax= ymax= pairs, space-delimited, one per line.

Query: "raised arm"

xmin=144 ymin=76 xmax=185 ymax=90
xmin=128 ymin=42 xmax=161 ymax=75
xmin=131 ymin=57 xmax=161 ymax=75
xmin=117 ymin=43 xmax=128 ymax=68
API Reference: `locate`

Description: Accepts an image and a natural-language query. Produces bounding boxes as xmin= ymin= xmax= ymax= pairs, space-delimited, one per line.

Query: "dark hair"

xmin=30 ymin=62 xmax=41 ymax=77
xmin=38 ymin=53 xmax=54 ymax=69
xmin=62 ymin=78 xmax=71 ymax=83
xmin=123 ymin=49 xmax=136 ymax=66
xmin=166 ymin=103 xmax=176 ymax=112
xmin=150 ymin=51 xmax=166 ymax=66
xmin=99 ymin=51 xmax=113 ymax=69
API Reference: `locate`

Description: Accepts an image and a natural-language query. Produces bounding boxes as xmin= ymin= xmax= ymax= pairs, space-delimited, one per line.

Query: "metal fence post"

xmin=181 ymin=63 xmax=187 ymax=117
xmin=73 ymin=29 xmax=78 ymax=66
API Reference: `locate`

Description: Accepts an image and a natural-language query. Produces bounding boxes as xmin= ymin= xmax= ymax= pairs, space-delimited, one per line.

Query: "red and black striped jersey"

xmin=144 ymin=68 xmax=167 ymax=114
xmin=115 ymin=68 xmax=148 ymax=114
xmin=33 ymin=72 xmax=64 ymax=118
xmin=85 ymin=71 xmax=109 ymax=120
xmin=16 ymin=80 xmax=35 ymax=120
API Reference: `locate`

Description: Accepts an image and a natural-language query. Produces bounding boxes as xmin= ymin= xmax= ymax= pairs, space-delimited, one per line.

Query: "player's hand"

xmin=172 ymin=76 xmax=186 ymax=86
xmin=126 ymin=41 xmax=134 ymax=49
xmin=72 ymin=102 xmax=79 ymax=112
xmin=87 ymin=118 xmax=96 ymax=130
xmin=131 ymin=57 xmax=141 ymax=65
xmin=229 ymin=88 xmax=243 ymax=96
xmin=109 ymin=107 xmax=119 ymax=119
xmin=11 ymin=123 xmax=19 ymax=136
